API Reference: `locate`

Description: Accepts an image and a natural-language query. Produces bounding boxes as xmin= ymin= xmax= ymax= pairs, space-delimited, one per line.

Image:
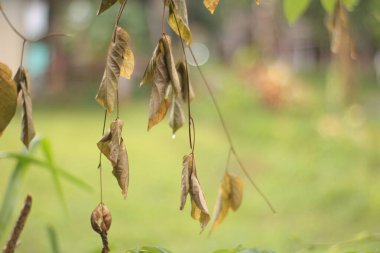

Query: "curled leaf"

xmin=113 ymin=138 xmax=129 ymax=198
xmin=180 ymin=154 xmax=193 ymax=210
xmin=97 ymin=0 xmax=126 ymax=15
xmin=91 ymin=203 xmax=112 ymax=253
xmin=167 ymin=0 xmax=192 ymax=44
xmin=96 ymin=27 xmax=134 ymax=112
xmin=169 ymin=95 xmax=185 ymax=134
xmin=0 ymin=63 xmax=17 ymax=136
xmin=145 ymin=35 xmax=181 ymax=130
xmin=209 ymin=172 xmax=244 ymax=234
xmin=15 ymin=67 xmax=36 ymax=149
xmin=203 ymin=0 xmax=220 ymax=14
xmin=97 ymin=119 xmax=124 ymax=166
xmin=176 ymin=61 xmax=195 ymax=102
xmin=180 ymin=154 xmax=210 ymax=231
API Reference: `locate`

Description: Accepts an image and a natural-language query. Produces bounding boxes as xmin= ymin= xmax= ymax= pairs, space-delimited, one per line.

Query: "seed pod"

xmin=91 ymin=203 xmax=112 ymax=234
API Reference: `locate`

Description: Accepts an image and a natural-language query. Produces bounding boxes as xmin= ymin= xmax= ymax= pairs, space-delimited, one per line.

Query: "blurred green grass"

xmin=0 ymin=64 xmax=380 ymax=253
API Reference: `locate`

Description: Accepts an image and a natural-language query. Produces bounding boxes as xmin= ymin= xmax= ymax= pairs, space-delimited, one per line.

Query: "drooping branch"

xmin=188 ymin=44 xmax=276 ymax=214
xmin=3 ymin=194 xmax=32 ymax=253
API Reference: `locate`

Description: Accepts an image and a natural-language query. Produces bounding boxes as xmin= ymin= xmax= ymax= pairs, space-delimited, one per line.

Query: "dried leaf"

xmin=203 ymin=0 xmax=220 ymax=14
xmin=140 ymin=44 xmax=159 ymax=86
xmin=189 ymin=162 xmax=210 ymax=230
xmin=91 ymin=203 xmax=112 ymax=234
xmin=161 ymin=35 xmax=181 ymax=95
xmin=96 ymin=27 xmax=134 ymax=112
xmin=0 ymin=63 xmax=17 ymax=136
xmin=97 ymin=0 xmax=126 ymax=15
xmin=180 ymin=154 xmax=193 ymax=210
xmin=15 ymin=68 xmax=36 ymax=149
xmin=112 ymin=138 xmax=129 ymax=198
xmin=209 ymin=172 xmax=244 ymax=234
xmin=176 ymin=61 xmax=195 ymax=102
xmin=97 ymin=119 xmax=124 ymax=167
xmin=167 ymin=0 xmax=192 ymax=44
xmin=169 ymin=95 xmax=185 ymax=134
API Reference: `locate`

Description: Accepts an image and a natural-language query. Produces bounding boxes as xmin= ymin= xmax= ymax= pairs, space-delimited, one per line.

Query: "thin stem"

xmin=188 ymin=48 xmax=276 ymax=214
xmin=162 ymin=2 xmax=166 ymax=34
xmin=0 ymin=5 xmax=27 ymax=41
xmin=168 ymin=0 xmax=193 ymax=151
xmin=224 ymin=148 xmax=232 ymax=173
xmin=20 ymin=39 xmax=26 ymax=68
xmin=3 ymin=195 xmax=32 ymax=253
xmin=112 ymin=0 xmax=129 ymax=42
xmin=32 ymin=33 xmax=72 ymax=43
xmin=98 ymin=110 xmax=108 ymax=204
xmin=190 ymin=117 xmax=195 ymax=154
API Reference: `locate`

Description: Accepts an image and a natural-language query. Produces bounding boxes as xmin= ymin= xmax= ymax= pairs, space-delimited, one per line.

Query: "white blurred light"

xmin=185 ymin=42 xmax=210 ymax=66
xmin=67 ymin=0 xmax=92 ymax=30
xmin=23 ymin=0 xmax=49 ymax=39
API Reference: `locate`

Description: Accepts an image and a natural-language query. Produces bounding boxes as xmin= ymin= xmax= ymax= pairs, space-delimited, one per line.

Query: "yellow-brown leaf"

xmin=203 ymin=0 xmax=220 ymax=14
xmin=97 ymin=0 xmax=126 ymax=15
xmin=180 ymin=154 xmax=193 ymax=210
xmin=112 ymin=138 xmax=129 ymax=198
xmin=97 ymin=119 xmax=124 ymax=167
xmin=229 ymin=173 xmax=243 ymax=211
xmin=0 ymin=63 xmax=17 ymax=137
xmin=167 ymin=0 xmax=192 ymax=44
xmin=190 ymin=168 xmax=210 ymax=231
xmin=176 ymin=61 xmax=195 ymax=102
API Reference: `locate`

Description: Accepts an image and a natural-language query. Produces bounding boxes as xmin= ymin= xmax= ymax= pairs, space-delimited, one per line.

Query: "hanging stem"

xmin=161 ymin=2 xmax=166 ymax=34
xmin=98 ymin=110 xmax=108 ymax=204
xmin=112 ymin=0 xmax=129 ymax=42
xmin=224 ymin=148 xmax=232 ymax=173
xmin=187 ymin=44 xmax=276 ymax=214
xmin=168 ymin=0 xmax=193 ymax=151
xmin=0 ymin=5 xmax=27 ymax=41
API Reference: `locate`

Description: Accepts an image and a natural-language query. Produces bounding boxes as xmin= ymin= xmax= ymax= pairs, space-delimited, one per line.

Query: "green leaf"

xmin=212 ymin=250 xmax=233 ymax=253
xmin=321 ymin=0 xmax=338 ymax=13
xmin=0 ymin=63 xmax=17 ymax=137
xmin=283 ymin=0 xmax=311 ymax=25
xmin=126 ymin=246 xmax=172 ymax=253
xmin=46 ymin=225 xmax=61 ymax=253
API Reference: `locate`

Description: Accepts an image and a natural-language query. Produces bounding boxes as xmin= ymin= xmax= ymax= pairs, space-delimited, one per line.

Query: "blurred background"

xmin=0 ymin=0 xmax=380 ymax=252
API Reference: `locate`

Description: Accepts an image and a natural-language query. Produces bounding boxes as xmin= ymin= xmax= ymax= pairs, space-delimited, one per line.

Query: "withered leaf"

xmin=96 ymin=27 xmax=134 ymax=112
xmin=176 ymin=61 xmax=194 ymax=102
xmin=180 ymin=154 xmax=193 ymax=210
xmin=0 ymin=63 xmax=17 ymax=136
xmin=97 ymin=119 xmax=124 ymax=167
xmin=169 ymin=95 xmax=185 ymax=134
xmin=112 ymin=138 xmax=129 ymax=198
xmin=203 ymin=0 xmax=220 ymax=14
xmin=209 ymin=172 xmax=244 ymax=234
xmin=15 ymin=67 xmax=36 ymax=149
xmin=167 ymin=0 xmax=192 ymax=44
xmin=146 ymin=35 xmax=181 ymax=130
xmin=140 ymin=44 xmax=159 ymax=86
xmin=91 ymin=203 xmax=112 ymax=234
xmin=97 ymin=0 xmax=126 ymax=15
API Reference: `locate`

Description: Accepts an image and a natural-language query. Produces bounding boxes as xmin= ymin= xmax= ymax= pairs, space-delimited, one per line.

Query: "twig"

xmin=0 ymin=5 xmax=27 ymax=41
xmin=187 ymin=44 xmax=276 ymax=214
xmin=98 ymin=110 xmax=108 ymax=205
xmin=3 ymin=194 xmax=32 ymax=253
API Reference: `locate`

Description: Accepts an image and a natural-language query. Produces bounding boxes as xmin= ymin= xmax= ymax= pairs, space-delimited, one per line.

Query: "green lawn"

xmin=0 ymin=65 xmax=380 ymax=253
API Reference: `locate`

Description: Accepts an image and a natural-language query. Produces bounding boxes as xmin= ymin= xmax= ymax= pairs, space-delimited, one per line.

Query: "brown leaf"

xmin=15 ymin=68 xmax=36 ymax=148
xmin=140 ymin=44 xmax=159 ymax=86
xmin=169 ymin=95 xmax=185 ymax=134
xmin=112 ymin=138 xmax=129 ymax=198
xmin=203 ymin=0 xmax=220 ymax=14
xmin=97 ymin=0 xmax=125 ymax=15
xmin=180 ymin=154 xmax=193 ymax=210
xmin=167 ymin=0 xmax=192 ymax=44
xmin=176 ymin=61 xmax=195 ymax=102
xmin=97 ymin=119 xmax=124 ymax=167
xmin=96 ymin=27 xmax=134 ymax=112
xmin=161 ymin=35 xmax=181 ymax=95
xmin=0 ymin=63 xmax=17 ymax=136
xmin=209 ymin=172 xmax=244 ymax=234
xmin=189 ymin=161 xmax=210 ymax=230
xmin=91 ymin=203 xmax=112 ymax=234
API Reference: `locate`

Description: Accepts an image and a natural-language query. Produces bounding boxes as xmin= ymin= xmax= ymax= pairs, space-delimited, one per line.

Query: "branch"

xmin=0 ymin=4 xmax=27 ymax=41
xmin=3 ymin=194 xmax=33 ymax=253
xmin=187 ymin=47 xmax=276 ymax=214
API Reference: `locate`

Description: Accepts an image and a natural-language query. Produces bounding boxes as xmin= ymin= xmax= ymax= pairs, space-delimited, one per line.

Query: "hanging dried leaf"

xmin=97 ymin=0 xmax=126 ymax=15
xmin=91 ymin=203 xmax=112 ymax=253
xmin=0 ymin=63 xmax=17 ymax=136
xmin=169 ymin=95 xmax=185 ymax=134
xmin=96 ymin=27 xmax=134 ymax=112
xmin=203 ymin=0 xmax=220 ymax=14
xmin=190 ymin=198 xmax=210 ymax=231
xmin=209 ymin=172 xmax=243 ymax=234
xmin=167 ymin=0 xmax=192 ymax=44
xmin=15 ymin=67 xmax=36 ymax=149
xmin=91 ymin=203 xmax=112 ymax=234
xmin=140 ymin=45 xmax=159 ymax=86
xmin=112 ymin=138 xmax=129 ymax=198
xmin=176 ymin=61 xmax=194 ymax=102
xmin=146 ymin=35 xmax=181 ymax=130
xmin=97 ymin=119 xmax=124 ymax=167
xmin=180 ymin=154 xmax=193 ymax=210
